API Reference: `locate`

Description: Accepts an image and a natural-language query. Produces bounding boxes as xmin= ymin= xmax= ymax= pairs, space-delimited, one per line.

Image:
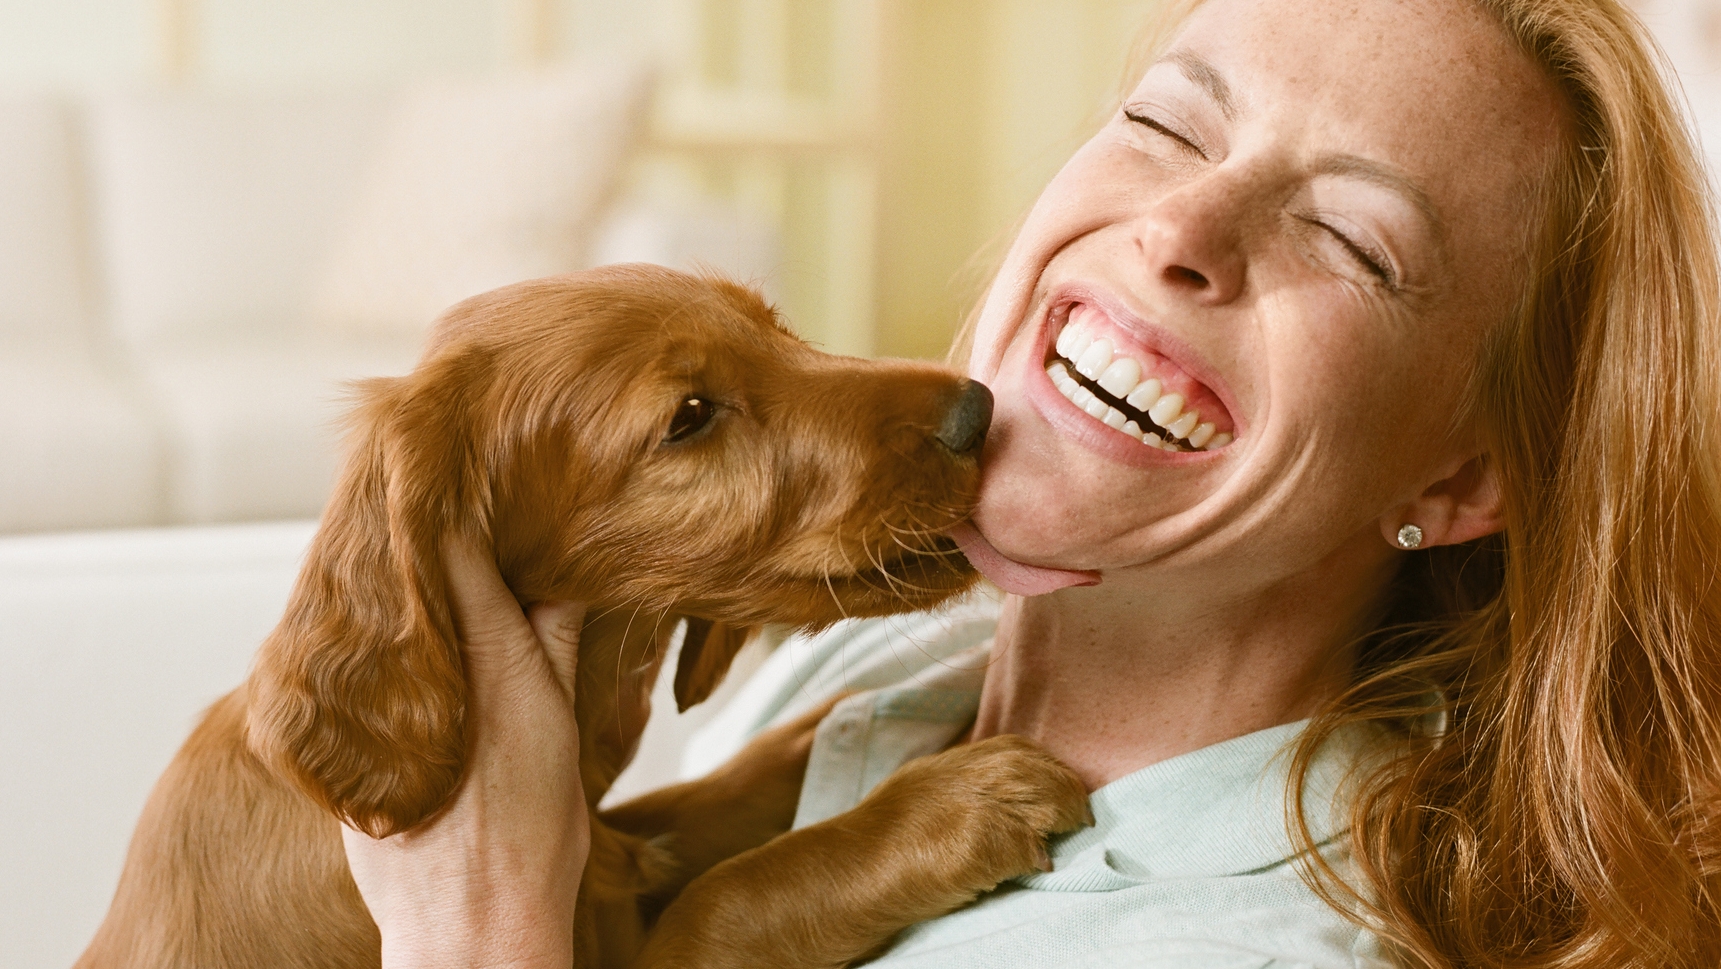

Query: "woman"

xmin=345 ymin=0 xmax=1721 ymax=966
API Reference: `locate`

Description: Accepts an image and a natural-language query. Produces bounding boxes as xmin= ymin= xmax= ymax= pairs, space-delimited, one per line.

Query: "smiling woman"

xmin=941 ymin=0 xmax=1721 ymax=965
xmin=340 ymin=1 xmax=1721 ymax=968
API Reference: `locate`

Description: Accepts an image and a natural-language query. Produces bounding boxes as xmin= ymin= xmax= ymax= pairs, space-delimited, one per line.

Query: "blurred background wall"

xmin=0 ymin=0 xmax=1160 ymax=359
xmin=2 ymin=0 xmax=1715 ymax=357
xmin=0 ymin=0 xmax=1717 ymax=534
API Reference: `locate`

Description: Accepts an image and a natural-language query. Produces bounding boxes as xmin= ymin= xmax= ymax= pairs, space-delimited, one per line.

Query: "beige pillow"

xmin=311 ymin=61 xmax=653 ymax=339
xmin=0 ymin=96 xmax=92 ymax=351
xmin=86 ymin=90 xmax=390 ymax=348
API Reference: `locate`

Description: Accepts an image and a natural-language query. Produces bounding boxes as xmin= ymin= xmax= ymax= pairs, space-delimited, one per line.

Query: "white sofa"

xmin=0 ymin=521 xmax=767 ymax=969
xmin=0 ymin=96 xmax=163 ymax=534
xmin=0 ymin=68 xmax=780 ymax=535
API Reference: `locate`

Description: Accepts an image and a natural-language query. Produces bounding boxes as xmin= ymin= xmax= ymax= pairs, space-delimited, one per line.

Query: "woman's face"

xmin=968 ymin=0 xmax=1562 ymax=587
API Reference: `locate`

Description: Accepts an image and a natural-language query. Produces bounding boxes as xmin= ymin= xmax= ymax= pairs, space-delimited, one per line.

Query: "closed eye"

xmin=1123 ymin=109 xmax=1206 ymax=159
xmin=1314 ymin=223 xmax=1397 ymax=287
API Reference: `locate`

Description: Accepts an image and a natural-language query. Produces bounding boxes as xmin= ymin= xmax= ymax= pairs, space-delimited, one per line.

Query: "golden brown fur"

xmin=78 ymin=265 xmax=1088 ymax=969
xmin=634 ymin=735 xmax=1091 ymax=969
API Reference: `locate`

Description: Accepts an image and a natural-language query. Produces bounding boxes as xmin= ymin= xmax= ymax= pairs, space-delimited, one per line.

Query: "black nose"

xmin=936 ymin=380 xmax=994 ymax=454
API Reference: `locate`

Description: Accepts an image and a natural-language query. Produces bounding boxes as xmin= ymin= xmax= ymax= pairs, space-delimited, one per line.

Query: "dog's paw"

xmin=863 ymin=734 xmax=1093 ymax=891
xmin=584 ymin=818 xmax=681 ymax=901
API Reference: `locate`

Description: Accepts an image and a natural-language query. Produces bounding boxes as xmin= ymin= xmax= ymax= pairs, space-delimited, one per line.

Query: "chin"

xmin=972 ymin=479 xmax=1090 ymax=569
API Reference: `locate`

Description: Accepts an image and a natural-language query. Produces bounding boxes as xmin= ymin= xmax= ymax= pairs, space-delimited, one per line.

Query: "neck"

xmin=969 ymin=532 xmax=1391 ymax=789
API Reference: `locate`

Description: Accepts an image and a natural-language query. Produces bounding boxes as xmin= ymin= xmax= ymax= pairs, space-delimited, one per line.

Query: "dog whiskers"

xmin=821 ymin=571 xmax=854 ymax=626
xmin=614 ymin=598 xmax=651 ymax=744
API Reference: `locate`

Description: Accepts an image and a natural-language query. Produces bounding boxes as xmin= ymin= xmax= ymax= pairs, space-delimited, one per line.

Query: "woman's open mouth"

xmin=1043 ymin=302 xmax=1235 ymax=453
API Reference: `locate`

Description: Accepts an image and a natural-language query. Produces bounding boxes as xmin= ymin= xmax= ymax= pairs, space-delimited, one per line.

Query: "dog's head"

xmin=246 ymin=265 xmax=986 ymax=837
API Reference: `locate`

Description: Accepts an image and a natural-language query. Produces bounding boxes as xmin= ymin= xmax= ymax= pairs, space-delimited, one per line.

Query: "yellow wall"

xmin=874 ymin=0 xmax=1156 ymax=359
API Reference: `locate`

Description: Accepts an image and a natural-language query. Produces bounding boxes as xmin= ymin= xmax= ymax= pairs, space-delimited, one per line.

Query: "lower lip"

xmin=1020 ymin=313 xmax=1221 ymax=469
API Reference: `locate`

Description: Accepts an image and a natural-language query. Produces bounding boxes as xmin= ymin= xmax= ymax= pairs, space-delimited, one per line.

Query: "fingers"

xmin=528 ymin=600 xmax=586 ymax=698
xmin=442 ymin=534 xmax=585 ymax=700
xmin=442 ymin=534 xmax=532 ymax=648
xmin=442 ymin=533 xmax=548 ymax=698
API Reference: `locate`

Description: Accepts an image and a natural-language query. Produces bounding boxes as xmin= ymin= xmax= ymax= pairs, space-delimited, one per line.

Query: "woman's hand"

xmin=341 ymin=536 xmax=590 ymax=969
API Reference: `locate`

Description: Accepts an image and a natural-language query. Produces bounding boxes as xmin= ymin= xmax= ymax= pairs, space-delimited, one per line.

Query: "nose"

xmin=1136 ymin=180 xmax=1247 ymax=304
xmin=936 ymin=380 xmax=994 ymax=454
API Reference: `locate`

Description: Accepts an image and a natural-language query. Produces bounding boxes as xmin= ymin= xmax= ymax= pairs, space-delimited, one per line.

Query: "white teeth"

xmin=1166 ymin=411 xmax=1199 ymax=440
xmin=1046 ymin=364 xmax=1075 ymax=397
xmin=1096 ymin=357 xmax=1141 ymax=397
xmin=1148 ymin=393 xmax=1185 ymax=427
xmin=1049 ymin=326 xmax=1233 ymax=452
xmin=1125 ymin=378 xmax=1162 ymax=412
xmin=1066 ymin=327 xmax=1094 ymax=362
xmin=1075 ymin=339 xmax=1114 ymax=380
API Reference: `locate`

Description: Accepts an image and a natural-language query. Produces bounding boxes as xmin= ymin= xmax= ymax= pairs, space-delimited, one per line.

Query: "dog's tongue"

xmin=949 ymin=523 xmax=1101 ymax=596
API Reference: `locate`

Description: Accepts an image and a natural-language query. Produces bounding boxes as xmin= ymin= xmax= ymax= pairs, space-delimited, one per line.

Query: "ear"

xmin=1380 ymin=452 xmax=1504 ymax=549
xmin=673 ymin=618 xmax=758 ymax=712
xmin=246 ymin=374 xmax=483 ymax=838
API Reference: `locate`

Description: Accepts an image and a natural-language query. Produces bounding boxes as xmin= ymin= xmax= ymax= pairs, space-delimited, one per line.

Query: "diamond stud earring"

xmin=1396 ymin=524 xmax=1424 ymax=549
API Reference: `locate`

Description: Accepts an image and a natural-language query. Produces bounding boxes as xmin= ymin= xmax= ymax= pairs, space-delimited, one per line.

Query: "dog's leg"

xmin=599 ymin=695 xmax=841 ymax=907
xmin=76 ymin=691 xmax=377 ymax=969
xmin=629 ymin=734 xmax=1092 ymax=969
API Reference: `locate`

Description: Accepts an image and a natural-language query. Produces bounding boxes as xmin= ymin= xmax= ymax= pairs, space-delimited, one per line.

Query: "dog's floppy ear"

xmin=674 ymin=618 xmax=758 ymax=712
xmin=246 ymin=370 xmax=486 ymax=838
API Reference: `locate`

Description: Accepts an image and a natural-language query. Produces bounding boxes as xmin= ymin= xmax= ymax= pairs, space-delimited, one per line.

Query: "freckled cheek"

xmin=1267 ymin=308 xmax=1427 ymax=452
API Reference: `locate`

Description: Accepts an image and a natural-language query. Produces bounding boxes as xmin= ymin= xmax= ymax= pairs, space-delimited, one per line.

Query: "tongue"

xmin=949 ymin=523 xmax=1101 ymax=596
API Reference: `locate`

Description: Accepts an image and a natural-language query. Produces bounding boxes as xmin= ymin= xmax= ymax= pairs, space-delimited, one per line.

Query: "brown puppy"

xmin=77 ymin=265 xmax=1086 ymax=969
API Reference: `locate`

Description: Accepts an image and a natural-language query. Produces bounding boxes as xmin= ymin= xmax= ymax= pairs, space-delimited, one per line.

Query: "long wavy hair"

xmin=953 ymin=1 xmax=1721 ymax=965
xmin=1298 ymin=2 xmax=1721 ymax=966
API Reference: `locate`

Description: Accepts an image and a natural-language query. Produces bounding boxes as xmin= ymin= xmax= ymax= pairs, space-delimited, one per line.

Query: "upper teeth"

xmin=1045 ymin=313 xmax=1232 ymax=452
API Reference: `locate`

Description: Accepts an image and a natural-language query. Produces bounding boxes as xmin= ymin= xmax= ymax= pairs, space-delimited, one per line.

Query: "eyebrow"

xmin=1313 ymin=155 xmax=1447 ymax=240
xmin=1169 ymin=50 xmax=1238 ymax=121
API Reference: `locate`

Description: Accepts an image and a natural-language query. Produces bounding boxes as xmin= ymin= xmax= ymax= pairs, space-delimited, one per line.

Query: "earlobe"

xmin=1381 ymin=452 xmax=1505 ymax=550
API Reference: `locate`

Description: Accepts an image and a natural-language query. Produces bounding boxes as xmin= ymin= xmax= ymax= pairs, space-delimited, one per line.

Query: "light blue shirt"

xmin=684 ymin=595 xmax=1394 ymax=968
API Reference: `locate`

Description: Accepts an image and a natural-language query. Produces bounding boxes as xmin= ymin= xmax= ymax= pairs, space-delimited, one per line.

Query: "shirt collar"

xmin=797 ymin=645 xmax=1381 ymax=892
xmin=1020 ymin=719 xmax=1377 ymax=892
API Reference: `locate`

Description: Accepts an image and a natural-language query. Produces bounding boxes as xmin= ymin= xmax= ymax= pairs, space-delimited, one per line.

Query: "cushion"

xmin=85 ymin=89 xmax=391 ymax=347
xmin=135 ymin=341 xmax=417 ymax=523
xmin=0 ymin=95 xmax=93 ymax=351
xmin=310 ymin=61 xmax=653 ymax=338
xmin=590 ymin=204 xmax=782 ymax=299
xmin=0 ymin=352 xmax=163 ymax=532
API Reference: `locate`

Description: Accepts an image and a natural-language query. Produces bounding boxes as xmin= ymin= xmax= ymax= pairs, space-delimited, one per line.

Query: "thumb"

xmin=527 ymin=601 xmax=585 ymax=698
xmin=442 ymin=534 xmax=534 ymax=654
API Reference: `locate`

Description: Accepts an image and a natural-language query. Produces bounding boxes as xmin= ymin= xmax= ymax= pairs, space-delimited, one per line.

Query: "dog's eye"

xmin=665 ymin=397 xmax=716 ymax=443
